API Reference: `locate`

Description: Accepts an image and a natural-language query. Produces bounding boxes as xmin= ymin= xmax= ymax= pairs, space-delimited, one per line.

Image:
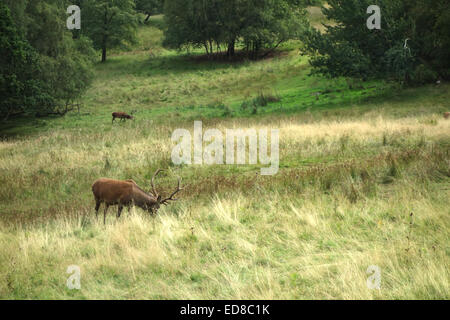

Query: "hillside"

xmin=0 ymin=13 xmax=449 ymax=299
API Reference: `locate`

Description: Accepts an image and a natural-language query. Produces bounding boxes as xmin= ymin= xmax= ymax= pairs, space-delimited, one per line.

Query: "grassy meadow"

xmin=0 ymin=14 xmax=449 ymax=299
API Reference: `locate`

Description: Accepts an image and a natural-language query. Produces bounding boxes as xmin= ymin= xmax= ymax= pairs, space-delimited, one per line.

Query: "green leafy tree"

xmin=2 ymin=0 xmax=95 ymax=119
xmin=0 ymin=2 xmax=45 ymax=120
xmin=25 ymin=0 xmax=96 ymax=115
xmin=240 ymin=0 xmax=308 ymax=59
xmin=407 ymin=0 xmax=450 ymax=81
xmin=302 ymin=0 xmax=450 ymax=83
xmin=37 ymin=35 xmax=96 ymax=116
xmin=83 ymin=0 xmax=138 ymax=62
xmin=163 ymin=0 xmax=308 ymax=59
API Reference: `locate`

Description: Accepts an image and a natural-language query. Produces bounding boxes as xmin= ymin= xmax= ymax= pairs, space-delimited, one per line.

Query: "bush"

xmin=411 ymin=65 xmax=439 ymax=85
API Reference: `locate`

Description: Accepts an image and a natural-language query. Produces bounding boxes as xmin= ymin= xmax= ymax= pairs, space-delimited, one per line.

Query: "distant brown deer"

xmin=112 ymin=112 xmax=134 ymax=123
xmin=444 ymin=112 xmax=450 ymax=119
xmin=92 ymin=169 xmax=183 ymax=224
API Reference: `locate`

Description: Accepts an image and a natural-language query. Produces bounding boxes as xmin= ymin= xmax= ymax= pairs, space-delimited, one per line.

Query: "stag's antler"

xmin=161 ymin=177 xmax=184 ymax=205
xmin=150 ymin=169 xmax=164 ymax=196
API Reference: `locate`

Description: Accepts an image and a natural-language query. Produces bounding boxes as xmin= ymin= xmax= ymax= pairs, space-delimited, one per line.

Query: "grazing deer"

xmin=92 ymin=169 xmax=183 ymax=224
xmin=112 ymin=112 xmax=134 ymax=123
xmin=444 ymin=112 xmax=450 ymax=119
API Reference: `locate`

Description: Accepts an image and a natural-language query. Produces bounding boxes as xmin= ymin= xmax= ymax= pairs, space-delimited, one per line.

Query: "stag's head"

xmin=129 ymin=110 xmax=137 ymax=120
xmin=148 ymin=169 xmax=184 ymax=215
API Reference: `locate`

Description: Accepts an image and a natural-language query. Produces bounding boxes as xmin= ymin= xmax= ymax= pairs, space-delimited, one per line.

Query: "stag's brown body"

xmin=92 ymin=170 xmax=183 ymax=224
xmin=444 ymin=112 xmax=450 ymax=119
xmin=112 ymin=112 xmax=133 ymax=123
xmin=92 ymin=178 xmax=160 ymax=224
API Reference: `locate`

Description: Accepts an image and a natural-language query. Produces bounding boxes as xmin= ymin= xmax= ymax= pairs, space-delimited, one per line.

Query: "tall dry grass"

xmin=0 ymin=113 xmax=448 ymax=299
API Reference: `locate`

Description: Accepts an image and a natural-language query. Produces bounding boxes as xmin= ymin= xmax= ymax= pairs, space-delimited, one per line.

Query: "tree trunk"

xmin=227 ymin=40 xmax=235 ymax=57
xmin=102 ymin=7 xmax=108 ymax=63
xmin=102 ymin=45 xmax=107 ymax=63
xmin=251 ymin=41 xmax=260 ymax=60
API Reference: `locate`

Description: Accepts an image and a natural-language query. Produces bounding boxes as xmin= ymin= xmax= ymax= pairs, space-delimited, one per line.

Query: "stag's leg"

xmin=95 ymin=200 xmax=101 ymax=220
xmin=103 ymin=205 xmax=109 ymax=225
xmin=112 ymin=117 xmax=115 ymax=124
xmin=117 ymin=205 xmax=124 ymax=219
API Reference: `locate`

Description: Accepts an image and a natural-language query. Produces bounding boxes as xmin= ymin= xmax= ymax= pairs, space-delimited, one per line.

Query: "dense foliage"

xmin=0 ymin=3 xmax=44 ymax=121
xmin=302 ymin=0 xmax=450 ymax=84
xmin=2 ymin=0 xmax=448 ymax=122
xmin=1 ymin=0 xmax=95 ymax=120
xmin=82 ymin=0 xmax=138 ymax=62
xmin=163 ymin=0 xmax=309 ymax=59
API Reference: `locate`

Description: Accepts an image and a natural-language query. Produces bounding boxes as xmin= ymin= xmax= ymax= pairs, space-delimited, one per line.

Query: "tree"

xmin=240 ymin=0 xmax=308 ymax=59
xmin=1 ymin=0 xmax=95 ymax=120
xmin=36 ymin=35 xmax=96 ymax=116
xmin=163 ymin=0 xmax=308 ymax=59
xmin=83 ymin=0 xmax=138 ymax=62
xmin=407 ymin=0 xmax=450 ymax=81
xmin=135 ymin=0 xmax=163 ymax=22
xmin=0 ymin=2 xmax=45 ymax=120
xmin=302 ymin=0 xmax=450 ymax=83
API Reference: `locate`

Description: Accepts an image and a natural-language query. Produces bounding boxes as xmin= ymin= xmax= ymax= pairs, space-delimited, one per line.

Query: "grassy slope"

xmin=0 ymin=14 xmax=449 ymax=299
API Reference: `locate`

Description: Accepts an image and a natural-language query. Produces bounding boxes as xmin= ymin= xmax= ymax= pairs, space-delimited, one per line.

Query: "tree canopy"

xmin=302 ymin=0 xmax=450 ymax=84
xmin=0 ymin=2 xmax=44 ymax=120
xmin=82 ymin=0 xmax=138 ymax=62
xmin=1 ymin=0 xmax=95 ymax=120
xmin=163 ymin=0 xmax=309 ymax=59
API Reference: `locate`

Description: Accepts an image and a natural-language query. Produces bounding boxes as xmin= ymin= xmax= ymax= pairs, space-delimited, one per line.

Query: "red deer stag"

xmin=112 ymin=112 xmax=134 ymax=123
xmin=444 ymin=112 xmax=450 ymax=119
xmin=92 ymin=169 xmax=183 ymax=224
